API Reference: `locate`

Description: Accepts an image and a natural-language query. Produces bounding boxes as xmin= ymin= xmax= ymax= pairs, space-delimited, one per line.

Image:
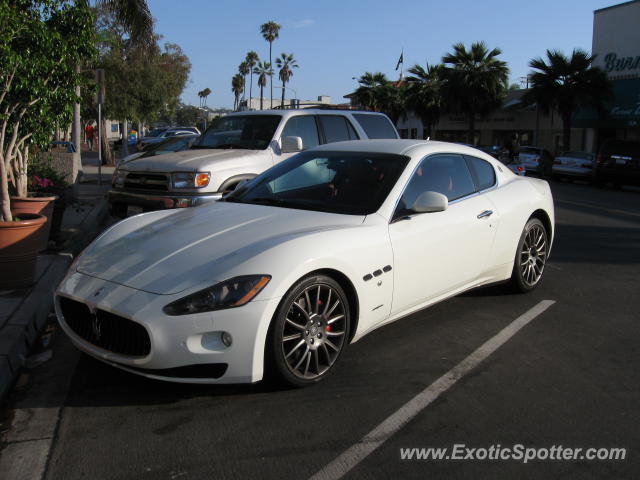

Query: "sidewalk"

xmin=0 ymin=153 xmax=113 ymax=401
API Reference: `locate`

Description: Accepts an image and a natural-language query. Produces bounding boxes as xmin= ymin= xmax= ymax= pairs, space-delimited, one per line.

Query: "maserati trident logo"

xmin=91 ymin=313 xmax=102 ymax=341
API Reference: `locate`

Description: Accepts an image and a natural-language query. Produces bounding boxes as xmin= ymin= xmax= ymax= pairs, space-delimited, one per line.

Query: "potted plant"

xmin=9 ymin=147 xmax=59 ymax=251
xmin=0 ymin=0 xmax=96 ymax=289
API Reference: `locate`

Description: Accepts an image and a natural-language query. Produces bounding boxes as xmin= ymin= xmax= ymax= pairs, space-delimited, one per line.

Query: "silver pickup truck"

xmin=108 ymin=109 xmax=399 ymax=217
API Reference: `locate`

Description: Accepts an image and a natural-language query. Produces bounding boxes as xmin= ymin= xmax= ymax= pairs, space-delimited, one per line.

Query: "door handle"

xmin=477 ymin=210 xmax=493 ymax=219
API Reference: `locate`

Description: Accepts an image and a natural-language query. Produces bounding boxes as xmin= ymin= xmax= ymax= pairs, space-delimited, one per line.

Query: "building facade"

xmin=575 ymin=0 xmax=640 ymax=149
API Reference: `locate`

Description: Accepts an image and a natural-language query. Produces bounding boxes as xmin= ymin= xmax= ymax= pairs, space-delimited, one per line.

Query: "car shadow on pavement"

xmin=551 ymin=223 xmax=640 ymax=264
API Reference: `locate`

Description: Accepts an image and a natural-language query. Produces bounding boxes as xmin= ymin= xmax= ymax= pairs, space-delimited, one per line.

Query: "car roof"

xmin=226 ymin=109 xmax=388 ymax=118
xmin=310 ymin=139 xmax=502 ymax=159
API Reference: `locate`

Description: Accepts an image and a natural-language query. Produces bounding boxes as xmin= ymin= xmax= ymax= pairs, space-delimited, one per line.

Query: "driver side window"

xmin=397 ymin=154 xmax=476 ymax=215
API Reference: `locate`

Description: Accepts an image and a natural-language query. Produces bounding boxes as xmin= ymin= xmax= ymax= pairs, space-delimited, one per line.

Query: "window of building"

xmin=410 ymin=128 xmax=418 ymax=139
xmin=399 ymin=129 xmax=409 ymax=139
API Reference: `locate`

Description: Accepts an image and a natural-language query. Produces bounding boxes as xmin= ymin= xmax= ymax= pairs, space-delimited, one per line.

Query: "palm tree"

xmin=254 ymin=61 xmax=271 ymax=110
xmin=231 ymin=74 xmax=245 ymax=111
xmin=275 ymin=53 xmax=298 ymax=108
xmin=441 ymin=41 xmax=509 ymax=144
xmin=98 ymin=0 xmax=153 ymax=43
xmin=352 ymin=72 xmax=405 ymax=124
xmin=524 ymin=49 xmax=612 ymax=150
xmin=245 ymin=51 xmax=259 ymax=109
xmin=238 ymin=61 xmax=250 ymax=105
xmin=201 ymin=87 xmax=211 ymax=107
xmin=197 ymin=89 xmax=204 ymax=107
xmin=260 ymin=21 xmax=281 ymax=108
xmin=352 ymin=72 xmax=389 ymax=111
xmin=404 ymin=63 xmax=445 ymax=139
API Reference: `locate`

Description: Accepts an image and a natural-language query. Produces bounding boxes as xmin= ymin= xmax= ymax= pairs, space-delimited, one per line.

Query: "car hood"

xmin=120 ymin=148 xmax=265 ymax=172
xmin=77 ymin=202 xmax=364 ymax=295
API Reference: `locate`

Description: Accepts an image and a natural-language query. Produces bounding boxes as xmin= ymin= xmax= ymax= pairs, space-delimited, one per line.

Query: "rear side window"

xmin=352 ymin=114 xmax=398 ymax=139
xmin=319 ymin=115 xmax=359 ymax=143
xmin=281 ymin=116 xmax=320 ymax=149
xmin=466 ymin=156 xmax=496 ymax=191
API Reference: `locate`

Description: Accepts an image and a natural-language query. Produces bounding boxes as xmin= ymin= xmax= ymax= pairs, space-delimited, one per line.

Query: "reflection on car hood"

xmin=77 ymin=202 xmax=363 ymax=294
xmin=120 ymin=148 xmax=265 ymax=172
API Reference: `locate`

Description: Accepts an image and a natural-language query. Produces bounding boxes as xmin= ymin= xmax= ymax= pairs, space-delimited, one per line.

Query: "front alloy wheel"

xmin=270 ymin=275 xmax=350 ymax=387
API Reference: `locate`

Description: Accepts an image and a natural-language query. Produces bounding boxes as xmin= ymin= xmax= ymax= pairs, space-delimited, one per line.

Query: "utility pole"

xmin=96 ymin=69 xmax=105 ymax=185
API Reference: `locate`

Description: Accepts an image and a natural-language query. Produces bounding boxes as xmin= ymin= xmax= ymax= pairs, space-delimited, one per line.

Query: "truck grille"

xmin=58 ymin=296 xmax=151 ymax=357
xmin=124 ymin=172 xmax=170 ymax=191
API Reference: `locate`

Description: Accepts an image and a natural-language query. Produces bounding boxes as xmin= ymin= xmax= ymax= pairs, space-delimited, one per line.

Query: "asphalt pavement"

xmin=1 ymin=178 xmax=638 ymax=480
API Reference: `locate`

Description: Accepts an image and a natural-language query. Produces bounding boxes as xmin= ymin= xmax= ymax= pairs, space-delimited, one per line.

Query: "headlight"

xmin=172 ymin=172 xmax=210 ymax=189
xmin=163 ymin=275 xmax=271 ymax=316
xmin=113 ymin=169 xmax=126 ymax=187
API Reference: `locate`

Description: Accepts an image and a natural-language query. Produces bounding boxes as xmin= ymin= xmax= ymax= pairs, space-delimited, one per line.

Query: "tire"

xmin=509 ymin=218 xmax=548 ymax=293
xmin=267 ymin=274 xmax=350 ymax=387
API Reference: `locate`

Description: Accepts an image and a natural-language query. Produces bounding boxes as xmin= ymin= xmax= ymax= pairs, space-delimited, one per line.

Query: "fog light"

xmin=221 ymin=332 xmax=233 ymax=347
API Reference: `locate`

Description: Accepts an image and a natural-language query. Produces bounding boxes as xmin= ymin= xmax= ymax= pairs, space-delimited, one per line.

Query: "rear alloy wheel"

xmin=510 ymin=218 xmax=548 ymax=292
xmin=269 ymin=275 xmax=350 ymax=387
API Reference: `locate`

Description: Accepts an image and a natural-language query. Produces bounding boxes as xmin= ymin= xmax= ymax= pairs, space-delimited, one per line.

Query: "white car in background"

xmin=56 ymin=140 xmax=554 ymax=387
xmin=552 ymin=151 xmax=595 ymax=181
xmin=108 ymin=109 xmax=399 ymax=217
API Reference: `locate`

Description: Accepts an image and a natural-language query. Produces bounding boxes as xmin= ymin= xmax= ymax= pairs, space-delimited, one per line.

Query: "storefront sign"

xmin=604 ymin=52 xmax=640 ymax=73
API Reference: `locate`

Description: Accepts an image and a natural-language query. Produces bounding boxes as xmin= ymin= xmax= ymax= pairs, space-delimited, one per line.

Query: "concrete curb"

xmin=0 ymin=255 xmax=70 ymax=401
xmin=0 ymin=196 xmax=108 ymax=402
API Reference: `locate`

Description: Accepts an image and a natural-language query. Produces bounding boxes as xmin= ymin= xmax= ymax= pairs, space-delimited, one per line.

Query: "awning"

xmin=573 ymin=78 xmax=640 ymax=128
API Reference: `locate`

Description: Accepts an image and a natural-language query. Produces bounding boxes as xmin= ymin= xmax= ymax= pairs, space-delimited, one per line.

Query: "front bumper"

xmin=55 ymin=271 xmax=282 ymax=384
xmin=108 ymin=189 xmax=222 ymax=213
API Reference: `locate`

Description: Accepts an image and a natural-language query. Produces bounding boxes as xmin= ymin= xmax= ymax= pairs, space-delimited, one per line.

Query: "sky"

xmin=148 ymin=0 xmax=617 ymax=109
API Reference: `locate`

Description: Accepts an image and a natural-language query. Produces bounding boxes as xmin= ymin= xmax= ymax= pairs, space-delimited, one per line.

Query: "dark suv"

xmin=595 ymin=139 xmax=640 ymax=187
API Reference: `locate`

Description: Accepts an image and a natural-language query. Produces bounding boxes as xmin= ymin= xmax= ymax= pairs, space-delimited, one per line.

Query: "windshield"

xmin=195 ymin=115 xmax=281 ymax=150
xmin=225 ymin=151 xmax=409 ymax=215
xmin=147 ymin=128 xmax=166 ymax=137
xmin=139 ymin=135 xmax=198 ymax=158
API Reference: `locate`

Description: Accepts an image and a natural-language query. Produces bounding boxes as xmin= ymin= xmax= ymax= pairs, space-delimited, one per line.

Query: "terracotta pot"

xmin=0 ymin=213 xmax=47 ymax=289
xmin=11 ymin=193 xmax=58 ymax=251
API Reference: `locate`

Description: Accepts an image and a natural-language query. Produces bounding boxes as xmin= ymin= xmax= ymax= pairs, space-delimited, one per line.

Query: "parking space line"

xmin=309 ymin=300 xmax=556 ymax=480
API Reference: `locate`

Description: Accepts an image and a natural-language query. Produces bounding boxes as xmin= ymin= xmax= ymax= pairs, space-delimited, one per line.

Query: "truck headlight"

xmin=113 ymin=169 xmax=126 ymax=187
xmin=163 ymin=275 xmax=271 ymax=315
xmin=172 ymin=172 xmax=210 ymax=189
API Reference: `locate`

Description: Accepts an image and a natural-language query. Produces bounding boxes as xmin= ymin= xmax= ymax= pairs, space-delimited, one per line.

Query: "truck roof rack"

xmin=272 ymin=103 xmax=371 ymax=112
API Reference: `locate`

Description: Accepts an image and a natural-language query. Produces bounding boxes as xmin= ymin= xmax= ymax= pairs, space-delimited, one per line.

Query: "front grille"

xmin=124 ymin=172 xmax=169 ymax=191
xmin=59 ymin=297 xmax=151 ymax=357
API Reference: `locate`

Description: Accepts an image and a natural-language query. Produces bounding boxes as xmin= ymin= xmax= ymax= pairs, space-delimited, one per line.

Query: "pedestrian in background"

xmin=85 ymin=122 xmax=94 ymax=151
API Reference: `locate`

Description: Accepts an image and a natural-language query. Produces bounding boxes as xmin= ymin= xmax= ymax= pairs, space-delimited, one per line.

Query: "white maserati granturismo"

xmin=55 ymin=140 xmax=554 ymax=387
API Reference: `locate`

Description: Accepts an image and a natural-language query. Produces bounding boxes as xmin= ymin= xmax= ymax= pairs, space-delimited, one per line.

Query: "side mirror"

xmin=281 ymin=136 xmax=303 ymax=153
xmin=412 ymin=191 xmax=448 ymax=213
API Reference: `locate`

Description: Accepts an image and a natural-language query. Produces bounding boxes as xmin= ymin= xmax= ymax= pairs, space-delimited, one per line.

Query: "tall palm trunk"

xmin=260 ymin=85 xmax=264 ymax=110
xmin=281 ymin=79 xmax=286 ymax=108
xmin=269 ymin=42 xmax=273 ymax=109
xmin=249 ymin=72 xmax=253 ymax=109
